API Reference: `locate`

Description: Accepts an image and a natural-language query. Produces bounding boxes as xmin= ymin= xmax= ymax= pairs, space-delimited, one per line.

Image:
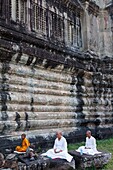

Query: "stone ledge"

xmin=17 ymin=155 xmax=75 ymax=170
xmin=69 ymin=150 xmax=112 ymax=170
xmin=0 ymin=153 xmax=75 ymax=170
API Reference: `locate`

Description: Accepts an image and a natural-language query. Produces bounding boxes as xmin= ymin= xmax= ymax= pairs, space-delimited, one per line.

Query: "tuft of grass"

xmin=68 ymin=138 xmax=113 ymax=170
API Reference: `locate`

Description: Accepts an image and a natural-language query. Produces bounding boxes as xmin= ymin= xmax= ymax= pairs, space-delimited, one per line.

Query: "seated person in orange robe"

xmin=16 ymin=133 xmax=30 ymax=152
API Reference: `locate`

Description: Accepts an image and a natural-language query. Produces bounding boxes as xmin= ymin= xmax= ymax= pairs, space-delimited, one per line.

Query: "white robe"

xmin=77 ymin=136 xmax=100 ymax=155
xmin=41 ymin=136 xmax=73 ymax=162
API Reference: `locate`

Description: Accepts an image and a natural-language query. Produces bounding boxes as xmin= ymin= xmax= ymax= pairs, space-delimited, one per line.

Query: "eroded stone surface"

xmin=0 ymin=0 xmax=113 ymax=148
xmin=17 ymin=156 xmax=75 ymax=170
xmin=69 ymin=150 xmax=112 ymax=170
xmin=0 ymin=152 xmax=75 ymax=170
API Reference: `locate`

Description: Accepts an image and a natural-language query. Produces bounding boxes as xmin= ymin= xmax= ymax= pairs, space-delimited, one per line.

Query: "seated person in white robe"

xmin=77 ymin=130 xmax=99 ymax=155
xmin=41 ymin=131 xmax=73 ymax=162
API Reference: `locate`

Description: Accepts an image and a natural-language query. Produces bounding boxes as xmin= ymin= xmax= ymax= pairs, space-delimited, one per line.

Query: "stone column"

xmin=99 ymin=9 xmax=113 ymax=58
xmin=81 ymin=1 xmax=90 ymax=51
xmin=110 ymin=6 xmax=113 ymax=57
xmin=81 ymin=1 xmax=100 ymax=55
xmin=27 ymin=0 xmax=31 ymax=31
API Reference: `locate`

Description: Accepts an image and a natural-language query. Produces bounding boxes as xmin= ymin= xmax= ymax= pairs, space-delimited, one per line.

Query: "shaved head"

xmin=86 ymin=130 xmax=91 ymax=138
xmin=21 ymin=133 xmax=26 ymax=140
xmin=87 ymin=130 xmax=91 ymax=134
xmin=56 ymin=131 xmax=62 ymax=140
xmin=56 ymin=131 xmax=62 ymax=135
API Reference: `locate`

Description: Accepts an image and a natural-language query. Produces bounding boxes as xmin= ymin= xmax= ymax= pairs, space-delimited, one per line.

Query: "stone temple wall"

xmin=1 ymin=48 xmax=113 ymax=149
xmin=0 ymin=57 xmax=77 ymax=134
xmin=0 ymin=0 xmax=113 ymax=149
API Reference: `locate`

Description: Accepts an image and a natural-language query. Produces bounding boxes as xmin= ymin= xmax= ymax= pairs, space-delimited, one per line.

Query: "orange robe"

xmin=16 ymin=138 xmax=30 ymax=152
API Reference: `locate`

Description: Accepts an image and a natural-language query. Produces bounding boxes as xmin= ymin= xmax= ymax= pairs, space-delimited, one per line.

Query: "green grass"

xmin=68 ymin=138 xmax=113 ymax=170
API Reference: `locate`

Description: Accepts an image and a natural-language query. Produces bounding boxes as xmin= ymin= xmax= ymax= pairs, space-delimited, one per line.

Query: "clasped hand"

xmin=85 ymin=147 xmax=91 ymax=149
xmin=54 ymin=149 xmax=62 ymax=153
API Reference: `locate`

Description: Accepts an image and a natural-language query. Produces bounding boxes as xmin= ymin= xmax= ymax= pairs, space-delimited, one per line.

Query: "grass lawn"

xmin=68 ymin=138 xmax=113 ymax=170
